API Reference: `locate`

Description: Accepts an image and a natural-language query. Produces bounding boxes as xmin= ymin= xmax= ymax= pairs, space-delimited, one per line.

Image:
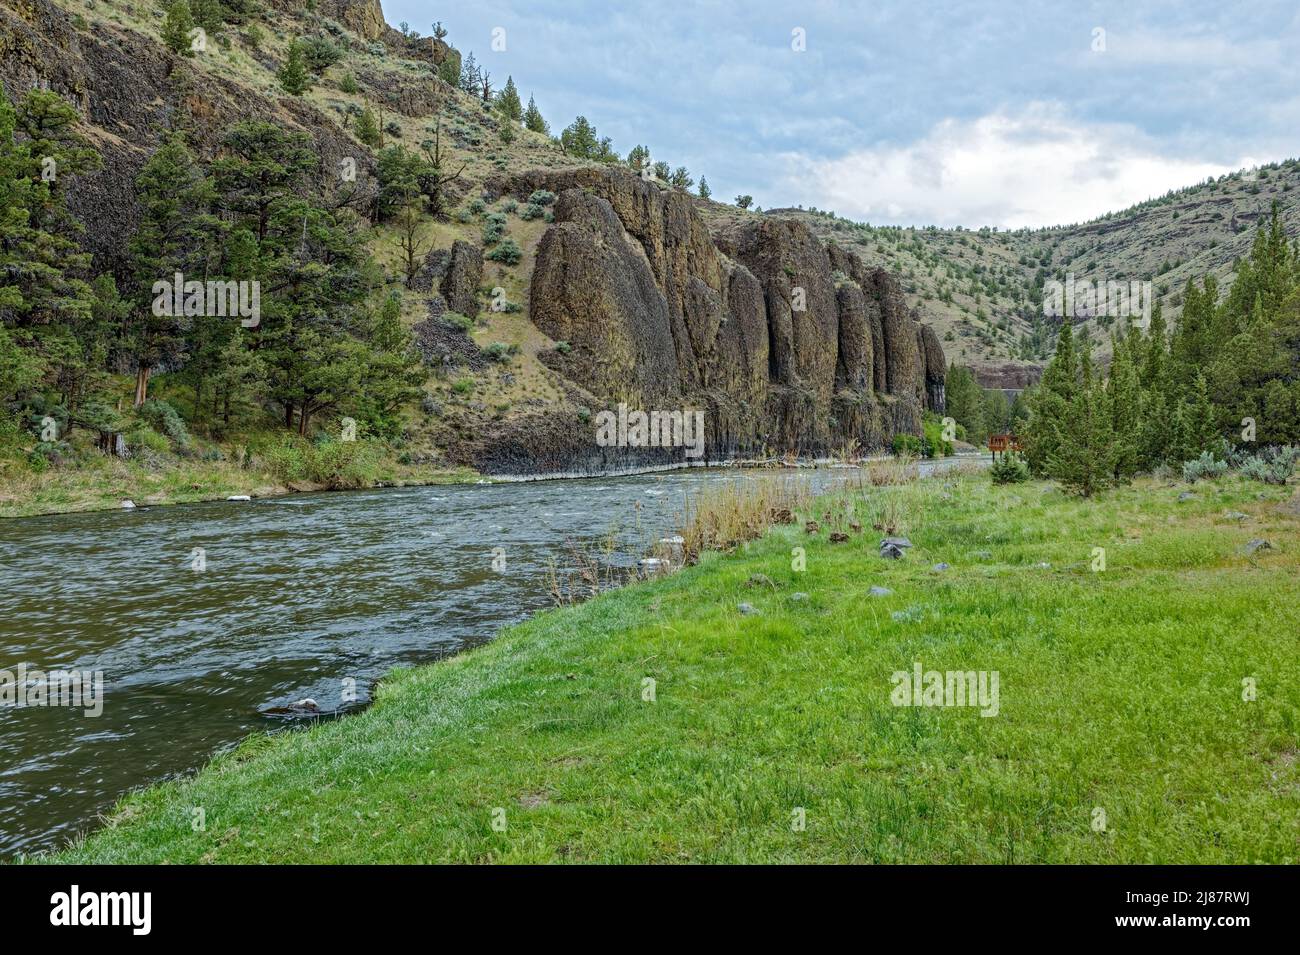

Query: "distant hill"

xmin=747 ymin=161 xmax=1300 ymax=387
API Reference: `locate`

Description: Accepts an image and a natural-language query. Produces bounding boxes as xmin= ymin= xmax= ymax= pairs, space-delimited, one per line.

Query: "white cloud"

xmin=776 ymin=103 xmax=1258 ymax=228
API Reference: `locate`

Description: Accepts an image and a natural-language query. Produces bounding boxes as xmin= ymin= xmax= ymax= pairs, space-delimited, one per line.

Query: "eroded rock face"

xmin=440 ymin=240 xmax=483 ymax=318
xmin=507 ymin=168 xmax=946 ymax=468
xmin=0 ymin=0 xmax=373 ymax=275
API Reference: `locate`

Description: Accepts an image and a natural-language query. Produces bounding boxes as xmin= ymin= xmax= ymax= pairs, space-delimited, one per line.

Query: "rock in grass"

xmin=637 ymin=557 xmax=671 ymax=578
xmin=1244 ymin=538 xmax=1272 ymax=555
xmin=790 ymin=592 xmax=810 ymax=602
xmin=1178 ymin=491 xmax=1196 ymax=502
xmin=879 ymin=542 xmax=906 ymax=560
xmin=1223 ymin=511 xmax=1249 ymax=521
xmin=973 ymin=550 xmax=993 ymax=560
xmin=746 ymin=573 xmax=775 ymax=589
xmin=881 ymin=537 xmax=912 ymax=549
xmin=737 ymin=602 xmax=760 ymax=615
xmin=869 ymin=586 xmax=892 ymax=597
xmin=932 ymin=562 xmax=950 ymax=571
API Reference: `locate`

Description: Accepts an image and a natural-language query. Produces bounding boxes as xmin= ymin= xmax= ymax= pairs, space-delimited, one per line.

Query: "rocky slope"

xmin=3 ymin=0 xmax=946 ymax=474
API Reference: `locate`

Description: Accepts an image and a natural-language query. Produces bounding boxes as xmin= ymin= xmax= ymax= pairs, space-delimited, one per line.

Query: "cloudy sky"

xmin=385 ymin=0 xmax=1300 ymax=229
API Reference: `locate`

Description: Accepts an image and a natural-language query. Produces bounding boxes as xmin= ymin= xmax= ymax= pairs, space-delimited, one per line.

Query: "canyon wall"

xmin=480 ymin=168 xmax=946 ymax=472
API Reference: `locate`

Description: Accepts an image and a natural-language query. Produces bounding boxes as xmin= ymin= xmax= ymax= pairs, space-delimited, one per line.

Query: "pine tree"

xmin=496 ymin=76 xmax=522 ymax=122
xmin=1046 ymin=345 xmax=1115 ymax=496
xmin=1107 ymin=330 xmax=1141 ymax=479
xmin=127 ymin=133 xmax=221 ymax=406
xmin=278 ymin=41 xmax=312 ymax=96
xmin=354 ymin=104 xmax=382 ymax=148
xmin=161 ymin=1 xmax=197 ymax=58
xmin=1024 ymin=319 xmax=1077 ymax=474
xmin=697 ymin=177 xmax=711 ymax=199
xmin=522 ymin=95 xmax=548 ymax=134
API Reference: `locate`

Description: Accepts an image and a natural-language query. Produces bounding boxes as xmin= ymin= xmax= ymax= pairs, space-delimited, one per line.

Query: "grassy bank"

xmin=0 ymin=438 xmax=476 ymax=519
xmin=46 ymin=472 xmax=1300 ymax=863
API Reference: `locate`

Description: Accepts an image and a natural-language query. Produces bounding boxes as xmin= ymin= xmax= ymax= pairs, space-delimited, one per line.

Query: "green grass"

xmin=43 ymin=474 xmax=1300 ymax=863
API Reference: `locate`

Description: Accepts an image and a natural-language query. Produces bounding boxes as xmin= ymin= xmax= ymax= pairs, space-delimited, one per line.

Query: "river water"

xmin=0 ymin=459 xmax=977 ymax=857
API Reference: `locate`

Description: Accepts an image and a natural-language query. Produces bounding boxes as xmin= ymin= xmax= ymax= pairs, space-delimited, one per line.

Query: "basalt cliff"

xmin=1 ymin=0 xmax=946 ymax=475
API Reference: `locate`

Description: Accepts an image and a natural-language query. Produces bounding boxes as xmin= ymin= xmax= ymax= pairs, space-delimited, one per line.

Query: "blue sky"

xmin=383 ymin=0 xmax=1300 ymax=228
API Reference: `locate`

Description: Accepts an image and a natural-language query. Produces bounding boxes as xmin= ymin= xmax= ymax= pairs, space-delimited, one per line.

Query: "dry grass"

xmin=862 ymin=451 xmax=919 ymax=486
xmin=676 ymin=475 xmax=812 ymax=563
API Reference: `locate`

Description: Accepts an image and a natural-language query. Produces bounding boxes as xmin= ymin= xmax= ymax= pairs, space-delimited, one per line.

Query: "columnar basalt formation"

xmin=491 ymin=167 xmax=946 ymax=470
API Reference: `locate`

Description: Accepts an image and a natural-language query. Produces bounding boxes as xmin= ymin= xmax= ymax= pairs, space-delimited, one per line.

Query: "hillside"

xmin=1 ymin=0 xmax=946 ymax=483
xmin=4 ymin=0 xmax=1296 ymax=493
xmin=758 ymin=161 xmax=1300 ymax=387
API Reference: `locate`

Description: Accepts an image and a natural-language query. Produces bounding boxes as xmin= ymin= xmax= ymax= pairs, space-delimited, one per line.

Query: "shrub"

xmin=260 ymin=436 xmax=383 ymax=489
xmin=481 ymin=212 xmax=507 ymax=245
xmin=482 ymin=341 xmax=519 ymax=363
xmin=339 ymin=72 xmax=359 ymax=94
xmin=452 ymin=377 xmax=474 ymax=395
xmin=443 ymin=311 xmax=473 ymax=332
xmin=518 ymin=202 xmax=545 ymax=221
xmin=1238 ymin=446 xmax=1299 ymax=485
xmin=990 ymin=453 xmax=1030 ymax=485
xmin=298 ymin=35 xmax=343 ymax=74
xmin=554 ymin=340 xmax=572 ymax=355
xmin=1182 ymin=451 xmax=1228 ymax=483
xmin=486 ymin=238 xmax=521 ymax=265
xmin=891 ymin=433 xmax=923 ymax=456
xmin=138 ymin=400 xmax=191 ymax=449
xmin=527 ymin=189 xmax=556 ymax=206
xmin=468 ymin=197 xmax=486 ymax=215
xmin=501 ymin=198 xmax=518 ymax=214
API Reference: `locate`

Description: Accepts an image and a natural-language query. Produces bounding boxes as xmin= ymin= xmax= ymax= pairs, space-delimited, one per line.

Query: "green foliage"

xmin=890 ymin=433 xmax=922 ymax=455
xmin=161 ymin=0 xmax=197 ymax=57
xmin=486 ymin=237 xmax=521 ymax=265
xmin=735 ymin=195 xmax=753 ymax=210
xmin=260 ymin=435 xmax=384 ymax=488
xmin=989 ymin=452 xmax=1030 ymax=484
xmin=277 ymin=41 xmax=313 ymax=95
xmin=522 ymin=95 xmax=548 ymax=134
xmin=1181 ymin=451 xmax=1228 ymax=482
xmin=697 ymin=177 xmax=711 ymax=200
xmin=338 ymin=72 xmax=360 ymax=95
xmin=1237 ymin=446 xmax=1299 ymax=485
xmin=353 ymin=104 xmax=381 ymax=147
xmin=138 ymin=399 xmax=192 ymax=449
xmin=559 ymin=116 xmax=616 ymax=161
xmin=496 ymin=76 xmax=522 ymax=122
xmin=298 ymin=36 xmax=343 ymax=75
xmin=481 ymin=212 xmax=507 ymax=245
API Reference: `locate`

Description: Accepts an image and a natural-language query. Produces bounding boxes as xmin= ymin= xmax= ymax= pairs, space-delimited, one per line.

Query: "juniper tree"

xmin=127 ymin=133 xmax=221 ymax=406
xmin=522 ymin=95 xmax=548 ymax=134
xmin=161 ymin=0 xmax=197 ymax=58
xmin=496 ymin=76 xmax=522 ymax=122
xmin=277 ymin=41 xmax=312 ymax=96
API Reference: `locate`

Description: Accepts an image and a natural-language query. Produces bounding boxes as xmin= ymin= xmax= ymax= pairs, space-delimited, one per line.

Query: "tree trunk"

xmin=284 ymin=403 xmax=295 ymax=430
xmin=133 ymin=365 xmax=151 ymax=408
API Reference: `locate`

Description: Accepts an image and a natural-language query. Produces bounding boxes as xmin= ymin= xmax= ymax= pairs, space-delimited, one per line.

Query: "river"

xmin=0 ymin=458 xmax=980 ymax=858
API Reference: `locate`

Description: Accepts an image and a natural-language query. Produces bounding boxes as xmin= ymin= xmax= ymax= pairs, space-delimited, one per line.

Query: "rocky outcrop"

xmin=440 ymin=241 xmax=482 ymax=317
xmin=495 ymin=167 xmax=945 ymax=469
xmin=0 ymin=0 xmax=374 ymax=275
